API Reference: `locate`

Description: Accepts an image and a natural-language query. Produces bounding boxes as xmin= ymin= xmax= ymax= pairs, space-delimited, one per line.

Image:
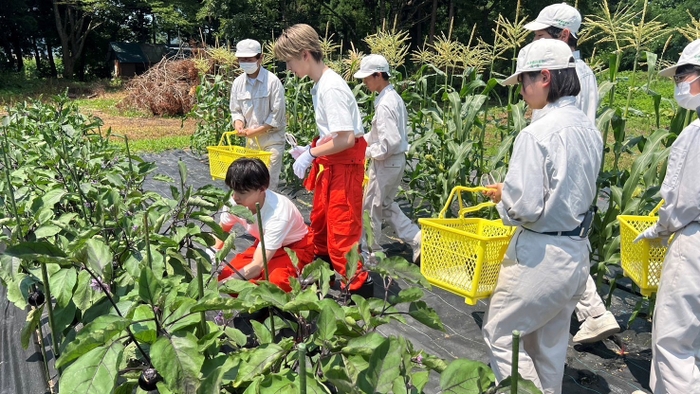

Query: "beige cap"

xmin=502 ymin=39 xmax=575 ymax=86
xmin=235 ymin=39 xmax=261 ymax=58
xmin=353 ymin=54 xmax=391 ymax=78
xmin=524 ymin=3 xmax=582 ymax=38
xmin=659 ymin=39 xmax=700 ymax=77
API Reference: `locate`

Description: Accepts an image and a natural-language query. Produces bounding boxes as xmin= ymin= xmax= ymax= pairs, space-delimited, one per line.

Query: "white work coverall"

xmin=571 ymin=50 xmax=609 ymax=323
xmin=362 ymin=85 xmax=419 ymax=252
xmin=482 ymin=97 xmax=603 ymax=394
xmin=229 ymin=67 xmax=286 ymax=190
xmin=644 ymin=119 xmax=700 ymax=394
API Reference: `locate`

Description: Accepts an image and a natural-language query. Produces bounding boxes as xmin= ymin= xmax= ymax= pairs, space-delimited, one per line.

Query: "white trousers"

xmin=574 ymin=275 xmax=607 ymax=321
xmin=650 ymin=222 xmax=700 ymax=394
xmin=483 ymin=229 xmax=589 ymax=394
xmin=361 ymin=154 xmax=419 ymax=252
xmin=248 ymin=140 xmax=284 ymax=191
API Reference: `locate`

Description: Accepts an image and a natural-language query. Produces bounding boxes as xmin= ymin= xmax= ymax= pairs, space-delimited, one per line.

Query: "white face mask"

xmin=674 ymin=75 xmax=700 ymax=111
xmin=239 ymin=61 xmax=259 ymax=75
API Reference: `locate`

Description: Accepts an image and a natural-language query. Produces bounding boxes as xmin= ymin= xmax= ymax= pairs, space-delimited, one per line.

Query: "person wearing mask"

xmin=229 ymin=39 xmax=286 ymax=190
xmin=483 ymin=39 xmax=603 ymax=394
xmin=353 ymin=54 xmax=422 ymax=263
xmin=524 ymin=2 xmax=620 ymax=344
xmin=632 ymin=39 xmax=700 ymax=394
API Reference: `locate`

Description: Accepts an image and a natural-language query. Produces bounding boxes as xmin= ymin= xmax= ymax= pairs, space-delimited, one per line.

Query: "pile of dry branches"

xmin=118 ymin=59 xmax=199 ymax=116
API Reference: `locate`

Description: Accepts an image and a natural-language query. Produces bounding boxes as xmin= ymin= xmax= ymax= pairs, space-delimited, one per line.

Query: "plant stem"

xmin=196 ymin=253 xmax=207 ymax=336
xmin=511 ymin=330 xmax=520 ymax=394
xmin=255 ymin=202 xmax=274 ymax=338
xmin=1 ymin=129 xmax=22 ymax=240
xmin=40 ymin=263 xmax=61 ymax=375
xmin=298 ymin=343 xmax=307 ymax=394
xmin=35 ymin=309 xmax=54 ymax=393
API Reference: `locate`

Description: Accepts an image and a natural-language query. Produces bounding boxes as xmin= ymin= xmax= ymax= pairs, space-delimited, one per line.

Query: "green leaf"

xmin=4 ymin=241 xmax=67 ymax=260
xmin=225 ymin=327 xmax=248 ymax=347
xmin=58 ymin=341 xmax=125 ymax=394
xmin=131 ymin=305 xmax=157 ymax=344
xmin=317 ymin=303 xmax=338 ymax=342
xmin=408 ymin=301 xmax=445 ymax=331
xmin=33 ymin=224 xmax=62 ymax=239
xmin=31 ymin=188 xmax=66 ymax=212
xmin=439 ymin=359 xmax=495 ymax=393
xmin=138 ymin=266 xmax=162 ymax=304
xmin=57 ymin=315 xmax=130 ymax=369
xmin=357 ymin=338 xmax=402 ymax=393
xmin=233 ymin=343 xmax=286 ymax=387
xmin=21 ymin=305 xmax=44 ymax=349
xmin=191 ymin=295 xmax=244 ymax=312
xmin=493 ymin=374 xmax=543 ymax=394
xmin=86 ymin=238 xmax=112 ymax=278
xmin=50 ymin=267 xmax=77 ymax=308
xmin=282 ymin=288 xmax=322 ymax=313
xmin=151 ymin=333 xmax=204 ymax=394
xmin=252 ymin=319 xmax=273 ymax=345
xmin=341 ymin=332 xmax=386 ymax=357
xmin=389 ymin=287 xmax=424 ymax=305
xmin=73 ymin=269 xmax=95 ymax=311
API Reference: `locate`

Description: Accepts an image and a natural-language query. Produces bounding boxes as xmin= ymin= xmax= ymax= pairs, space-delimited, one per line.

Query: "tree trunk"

xmin=53 ymin=0 xmax=99 ymax=79
xmin=428 ymin=0 xmax=438 ymax=44
xmin=2 ymin=41 xmax=14 ymax=70
xmin=33 ymin=38 xmax=43 ymax=75
xmin=11 ymin=33 xmax=24 ymax=71
xmin=47 ymin=42 xmax=58 ymax=78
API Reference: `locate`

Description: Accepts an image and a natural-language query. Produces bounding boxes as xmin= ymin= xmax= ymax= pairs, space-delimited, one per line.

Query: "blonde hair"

xmin=274 ymin=24 xmax=323 ymax=62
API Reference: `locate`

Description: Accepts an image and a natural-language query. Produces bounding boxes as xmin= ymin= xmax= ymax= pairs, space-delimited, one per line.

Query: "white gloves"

xmin=293 ymin=148 xmax=315 ymax=179
xmin=289 ymin=144 xmax=308 ymax=159
xmin=633 ymin=225 xmax=670 ymax=246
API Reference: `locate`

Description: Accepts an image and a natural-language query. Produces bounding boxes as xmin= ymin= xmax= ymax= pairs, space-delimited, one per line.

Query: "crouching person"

xmin=215 ymin=158 xmax=314 ymax=292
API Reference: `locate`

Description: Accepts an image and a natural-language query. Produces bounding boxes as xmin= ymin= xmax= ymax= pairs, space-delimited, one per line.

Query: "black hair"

xmin=547 ymin=65 xmax=581 ymax=102
xmin=224 ymin=158 xmax=270 ymax=193
xmin=254 ymin=54 xmax=262 ymax=60
xmin=377 ymin=72 xmax=390 ymax=80
xmin=544 ymin=26 xmax=578 ymax=49
xmin=676 ymin=64 xmax=700 ymax=76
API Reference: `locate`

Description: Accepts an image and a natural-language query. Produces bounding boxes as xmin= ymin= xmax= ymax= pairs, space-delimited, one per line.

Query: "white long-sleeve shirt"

xmin=652 ymin=119 xmax=700 ymax=236
xmin=497 ymin=96 xmax=603 ymax=233
xmin=574 ymin=51 xmax=599 ymax=123
xmin=229 ymin=67 xmax=286 ymax=147
xmin=365 ymin=85 xmax=409 ymax=160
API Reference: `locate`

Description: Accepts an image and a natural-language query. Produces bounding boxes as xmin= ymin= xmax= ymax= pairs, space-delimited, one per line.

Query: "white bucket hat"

xmin=524 ymin=2 xmax=582 ymax=38
xmin=235 ymin=39 xmax=262 ymax=58
xmin=353 ymin=54 xmax=391 ymax=78
xmin=659 ymin=39 xmax=700 ymax=77
xmin=502 ymin=39 xmax=576 ymax=86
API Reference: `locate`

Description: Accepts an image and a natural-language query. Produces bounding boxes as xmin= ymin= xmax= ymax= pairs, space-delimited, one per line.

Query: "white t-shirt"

xmin=311 ymin=69 xmax=364 ymax=138
xmin=573 ymin=51 xmax=599 ymax=123
xmin=220 ymin=190 xmax=308 ymax=250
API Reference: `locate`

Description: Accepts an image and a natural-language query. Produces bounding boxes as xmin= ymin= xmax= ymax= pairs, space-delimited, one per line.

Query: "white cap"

xmin=502 ymin=39 xmax=576 ymax=86
xmin=235 ymin=39 xmax=261 ymax=58
xmin=353 ymin=54 xmax=391 ymax=78
xmin=659 ymin=39 xmax=700 ymax=77
xmin=524 ymin=3 xmax=582 ymax=38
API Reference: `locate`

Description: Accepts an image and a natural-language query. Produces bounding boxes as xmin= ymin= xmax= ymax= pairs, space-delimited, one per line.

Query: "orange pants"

xmin=305 ymin=138 xmax=368 ymax=291
xmin=218 ymin=232 xmax=314 ymax=292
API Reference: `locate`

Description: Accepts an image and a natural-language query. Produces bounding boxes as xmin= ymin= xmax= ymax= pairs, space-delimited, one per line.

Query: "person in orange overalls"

xmin=273 ymin=24 xmax=373 ymax=297
xmin=214 ymin=158 xmax=314 ymax=292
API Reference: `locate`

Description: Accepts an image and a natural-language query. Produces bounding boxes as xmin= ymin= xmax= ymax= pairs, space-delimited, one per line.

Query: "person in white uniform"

xmin=229 ymin=39 xmax=287 ymax=190
xmin=482 ymin=39 xmax=603 ymax=394
xmin=353 ymin=54 xmax=422 ymax=263
xmin=632 ymin=39 xmax=700 ymax=394
xmin=524 ymin=2 xmax=620 ymax=344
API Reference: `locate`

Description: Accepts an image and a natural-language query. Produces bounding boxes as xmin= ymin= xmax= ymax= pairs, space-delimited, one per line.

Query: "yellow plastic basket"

xmin=618 ymin=201 xmax=667 ymax=297
xmin=418 ymin=186 xmax=515 ymax=305
xmin=207 ymin=132 xmax=272 ymax=180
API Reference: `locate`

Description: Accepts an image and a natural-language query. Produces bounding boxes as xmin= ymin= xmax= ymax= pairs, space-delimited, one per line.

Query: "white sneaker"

xmin=573 ymin=311 xmax=621 ymax=343
xmin=630 ymin=390 xmax=646 ymax=394
xmin=412 ymin=230 xmax=422 ymax=263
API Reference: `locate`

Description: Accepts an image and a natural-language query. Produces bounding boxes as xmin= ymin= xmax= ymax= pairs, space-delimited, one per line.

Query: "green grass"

xmin=73 ymin=96 xmax=147 ymax=118
xmin=111 ymin=135 xmax=192 ymax=153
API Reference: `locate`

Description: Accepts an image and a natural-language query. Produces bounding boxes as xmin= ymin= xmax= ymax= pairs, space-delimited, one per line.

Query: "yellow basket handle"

xmin=218 ymin=132 xmax=261 ymax=148
xmin=438 ymin=186 xmax=495 ymax=219
xmin=649 ymin=200 xmax=665 ymax=217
